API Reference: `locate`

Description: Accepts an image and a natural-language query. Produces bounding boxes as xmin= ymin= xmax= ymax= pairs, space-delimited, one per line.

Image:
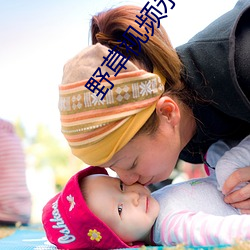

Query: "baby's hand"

xmin=223 ymin=166 xmax=250 ymax=214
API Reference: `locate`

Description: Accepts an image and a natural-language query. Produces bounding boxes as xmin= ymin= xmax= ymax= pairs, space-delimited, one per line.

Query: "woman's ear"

xmin=156 ymin=96 xmax=180 ymax=126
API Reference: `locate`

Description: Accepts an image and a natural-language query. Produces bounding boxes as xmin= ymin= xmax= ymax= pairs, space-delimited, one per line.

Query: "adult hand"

xmin=223 ymin=166 xmax=250 ymax=214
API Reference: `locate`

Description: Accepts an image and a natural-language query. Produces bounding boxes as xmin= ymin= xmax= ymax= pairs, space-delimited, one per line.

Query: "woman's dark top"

xmin=176 ymin=0 xmax=250 ymax=164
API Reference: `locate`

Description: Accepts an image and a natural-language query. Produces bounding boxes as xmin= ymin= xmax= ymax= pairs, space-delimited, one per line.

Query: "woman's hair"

xmin=90 ymin=5 xmax=193 ymax=135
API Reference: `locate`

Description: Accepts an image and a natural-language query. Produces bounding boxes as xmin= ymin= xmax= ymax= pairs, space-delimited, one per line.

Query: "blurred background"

xmin=0 ymin=0 xmax=238 ymax=223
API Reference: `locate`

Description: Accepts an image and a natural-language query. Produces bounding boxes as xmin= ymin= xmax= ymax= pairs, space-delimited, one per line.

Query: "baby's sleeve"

xmin=205 ymin=139 xmax=231 ymax=178
xmin=159 ymin=210 xmax=250 ymax=247
xmin=215 ymin=135 xmax=250 ymax=192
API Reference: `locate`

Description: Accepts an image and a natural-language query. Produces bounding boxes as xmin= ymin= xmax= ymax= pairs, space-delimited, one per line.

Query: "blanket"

xmin=0 ymin=225 xmax=248 ymax=250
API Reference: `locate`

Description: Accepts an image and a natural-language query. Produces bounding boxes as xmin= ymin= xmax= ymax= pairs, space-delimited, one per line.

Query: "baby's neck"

xmin=142 ymin=226 xmax=155 ymax=245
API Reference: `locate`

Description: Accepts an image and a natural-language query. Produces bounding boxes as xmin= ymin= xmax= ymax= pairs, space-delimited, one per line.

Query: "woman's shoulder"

xmin=176 ymin=0 xmax=250 ymax=123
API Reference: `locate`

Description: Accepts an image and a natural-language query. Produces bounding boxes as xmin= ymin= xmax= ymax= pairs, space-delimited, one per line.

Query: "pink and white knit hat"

xmin=42 ymin=166 xmax=142 ymax=249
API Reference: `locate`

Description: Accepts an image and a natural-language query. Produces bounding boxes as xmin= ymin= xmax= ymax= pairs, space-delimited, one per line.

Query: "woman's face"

xmin=100 ymin=119 xmax=182 ymax=186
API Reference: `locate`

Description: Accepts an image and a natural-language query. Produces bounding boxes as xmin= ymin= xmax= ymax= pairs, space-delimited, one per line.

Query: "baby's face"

xmin=84 ymin=174 xmax=160 ymax=244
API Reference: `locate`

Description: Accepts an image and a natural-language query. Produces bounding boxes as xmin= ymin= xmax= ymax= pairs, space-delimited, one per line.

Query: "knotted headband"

xmin=59 ymin=43 xmax=165 ymax=165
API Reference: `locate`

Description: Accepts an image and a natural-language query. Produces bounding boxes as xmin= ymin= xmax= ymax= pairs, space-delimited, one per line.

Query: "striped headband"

xmin=59 ymin=43 xmax=165 ymax=165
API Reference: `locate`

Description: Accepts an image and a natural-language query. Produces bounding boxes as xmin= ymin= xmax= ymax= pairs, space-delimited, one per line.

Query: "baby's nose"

xmin=126 ymin=191 xmax=140 ymax=206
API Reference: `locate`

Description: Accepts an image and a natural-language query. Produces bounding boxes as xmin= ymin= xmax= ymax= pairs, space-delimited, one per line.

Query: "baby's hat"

xmin=42 ymin=166 xmax=138 ymax=249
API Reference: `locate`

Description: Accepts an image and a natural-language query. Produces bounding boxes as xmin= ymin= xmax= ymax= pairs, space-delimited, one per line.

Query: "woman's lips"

xmin=143 ymin=177 xmax=154 ymax=186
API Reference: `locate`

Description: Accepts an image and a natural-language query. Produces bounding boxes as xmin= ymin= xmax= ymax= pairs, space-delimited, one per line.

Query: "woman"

xmin=59 ymin=0 xmax=250 ymax=211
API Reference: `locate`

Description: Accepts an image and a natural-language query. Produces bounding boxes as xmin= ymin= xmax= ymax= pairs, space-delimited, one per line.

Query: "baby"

xmin=42 ymin=135 xmax=250 ymax=249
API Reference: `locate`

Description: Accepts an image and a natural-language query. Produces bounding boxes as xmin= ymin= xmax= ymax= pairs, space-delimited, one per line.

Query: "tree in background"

xmin=14 ymin=120 xmax=85 ymax=192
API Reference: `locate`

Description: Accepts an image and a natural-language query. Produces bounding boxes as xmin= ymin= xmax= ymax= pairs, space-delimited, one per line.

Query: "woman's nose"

xmin=112 ymin=168 xmax=139 ymax=185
